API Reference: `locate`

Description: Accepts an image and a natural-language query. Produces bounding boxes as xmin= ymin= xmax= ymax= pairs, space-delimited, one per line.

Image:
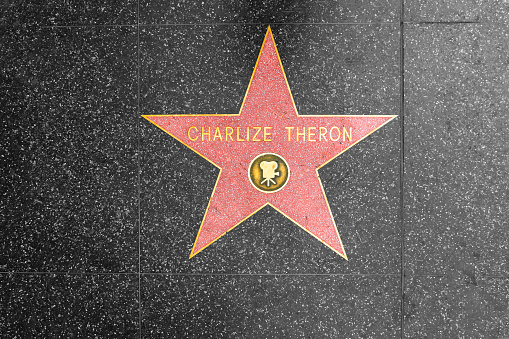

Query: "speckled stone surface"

xmin=404 ymin=24 xmax=509 ymax=277
xmin=0 ymin=1 xmax=137 ymax=26
xmin=3 ymin=2 xmax=509 ymax=338
xmin=140 ymin=25 xmax=400 ymax=116
xmin=0 ymin=273 xmax=139 ymax=337
xmin=404 ymin=276 xmax=509 ymax=338
xmin=0 ymin=27 xmax=138 ymax=272
xmin=140 ymin=0 xmax=400 ymax=24
xmin=142 ymin=274 xmax=400 ymax=338
xmin=140 ymin=25 xmax=264 ymax=115
xmin=405 ymin=0 xmax=509 ymax=23
xmin=273 ymin=24 xmax=400 ymax=116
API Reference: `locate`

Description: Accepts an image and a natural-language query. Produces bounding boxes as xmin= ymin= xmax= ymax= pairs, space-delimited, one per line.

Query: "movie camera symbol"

xmin=259 ymin=161 xmax=279 ymax=187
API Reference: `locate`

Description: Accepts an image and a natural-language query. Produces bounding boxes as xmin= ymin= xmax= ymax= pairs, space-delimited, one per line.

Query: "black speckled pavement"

xmin=1 ymin=1 xmax=508 ymax=338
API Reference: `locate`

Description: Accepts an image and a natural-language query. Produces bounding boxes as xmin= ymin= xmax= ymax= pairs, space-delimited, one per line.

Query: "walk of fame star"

xmin=143 ymin=26 xmax=396 ymax=259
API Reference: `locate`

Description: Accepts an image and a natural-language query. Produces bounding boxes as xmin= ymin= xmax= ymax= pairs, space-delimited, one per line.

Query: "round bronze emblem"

xmin=248 ymin=153 xmax=290 ymax=193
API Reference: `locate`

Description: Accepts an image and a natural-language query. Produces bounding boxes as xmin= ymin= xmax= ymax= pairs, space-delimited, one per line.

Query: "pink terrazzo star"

xmin=144 ymin=26 xmax=396 ymax=259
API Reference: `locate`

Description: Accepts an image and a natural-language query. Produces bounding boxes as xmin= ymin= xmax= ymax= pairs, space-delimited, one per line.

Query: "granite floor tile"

xmin=140 ymin=24 xmax=400 ymax=116
xmin=140 ymin=116 xmax=400 ymax=274
xmin=404 ymin=24 xmax=509 ymax=277
xmin=0 ymin=0 xmax=137 ymax=26
xmin=140 ymin=24 xmax=400 ymax=273
xmin=142 ymin=274 xmax=400 ymax=338
xmin=404 ymin=275 xmax=509 ymax=338
xmin=140 ymin=0 xmax=399 ymax=24
xmin=0 ymin=273 xmax=139 ymax=338
xmin=404 ymin=0 xmax=509 ymax=23
xmin=0 ymin=27 xmax=138 ymax=272
xmin=271 ymin=24 xmax=400 ymax=116
xmin=140 ymin=25 xmax=265 ymax=116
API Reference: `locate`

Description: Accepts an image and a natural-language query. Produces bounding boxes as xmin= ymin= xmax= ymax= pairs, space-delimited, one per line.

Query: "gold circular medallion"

xmin=248 ymin=153 xmax=290 ymax=193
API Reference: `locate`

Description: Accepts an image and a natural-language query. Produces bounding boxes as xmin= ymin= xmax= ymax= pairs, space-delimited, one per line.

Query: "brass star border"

xmin=143 ymin=26 xmax=397 ymax=259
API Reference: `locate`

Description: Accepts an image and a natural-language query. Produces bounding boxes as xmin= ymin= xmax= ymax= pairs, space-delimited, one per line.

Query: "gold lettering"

xmin=213 ymin=127 xmax=223 ymax=141
xmin=319 ymin=127 xmax=327 ymax=141
xmin=225 ymin=127 xmax=234 ymax=141
xmin=236 ymin=127 xmax=245 ymax=142
xmin=188 ymin=126 xmax=198 ymax=141
xmin=285 ymin=126 xmax=294 ymax=141
xmin=246 ymin=127 xmax=250 ymax=141
xmin=343 ymin=126 xmax=353 ymax=141
xmin=308 ymin=127 xmax=316 ymax=142
xmin=329 ymin=126 xmax=340 ymax=142
xmin=252 ymin=127 xmax=262 ymax=141
xmin=264 ymin=127 xmax=272 ymax=142
xmin=296 ymin=127 xmax=306 ymax=141
xmin=201 ymin=127 xmax=211 ymax=141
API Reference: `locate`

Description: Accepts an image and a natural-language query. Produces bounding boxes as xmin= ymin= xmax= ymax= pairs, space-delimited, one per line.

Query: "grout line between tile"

xmin=138 ymin=273 xmax=401 ymax=276
xmin=36 ymin=24 xmax=138 ymax=28
xmin=2 ymin=272 xmax=506 ymax=278
xmin=400 ymin=1 xmax=406 ymax=338
xmin=0 ymin=272 xmax=399 ymax=276
xmin=0 ymin=271 xmax=138 ymax=275
xmin=395 ymin=274 xmax=509 ymax=279
xmin=135 ymin=21 xmax=507 ymax=26
xmin=138 ymin=22 xmax=399 ymax=26
xmin=409 ymin=21 xmax=491 ymax=24
xmin=137 ymin=0 xmax=142 ymax=338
